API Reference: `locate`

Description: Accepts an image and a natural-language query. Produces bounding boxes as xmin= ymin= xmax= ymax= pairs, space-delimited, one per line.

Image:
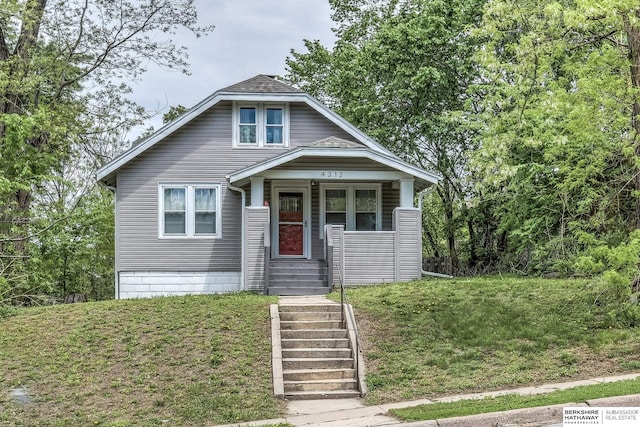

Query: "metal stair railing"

xmin=324 ymin=224 xmax=364 ymax=395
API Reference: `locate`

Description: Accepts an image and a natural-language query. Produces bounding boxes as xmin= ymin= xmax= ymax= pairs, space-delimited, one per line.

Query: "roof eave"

xmin=226 ymin=147 xmax=442 ymax=186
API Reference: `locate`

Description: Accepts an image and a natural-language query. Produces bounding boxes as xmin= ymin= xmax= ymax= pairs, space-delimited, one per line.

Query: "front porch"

xmin=227 ymin=137 xmax=439 ymax=294
xmin=244 ymin=206 xmax=422 ymax=295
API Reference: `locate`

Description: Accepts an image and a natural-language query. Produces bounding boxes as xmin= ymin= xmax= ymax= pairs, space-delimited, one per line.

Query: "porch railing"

xmin=323 ymin=209 xmax=422 ymax=285
xmin=264 ymin=223 xmax=270 ymax=293
xmin=324 ymin=224 xmax=334 ymax=291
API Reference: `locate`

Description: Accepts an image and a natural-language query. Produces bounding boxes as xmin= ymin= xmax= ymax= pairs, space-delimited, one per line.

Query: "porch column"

xmin=250 ymin=176 xmax=265 ymax=206
xmin=399 ymin=178 xmax=415 ymax=208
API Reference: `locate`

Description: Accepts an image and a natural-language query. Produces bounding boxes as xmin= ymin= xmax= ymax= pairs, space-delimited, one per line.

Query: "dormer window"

xmin=239 ymin=107 xmax=257 ymax=143
xmin=266 ymin=108 xmax=283 ymax=144
xmin=233 ymin=102 xmax=289 ymax=147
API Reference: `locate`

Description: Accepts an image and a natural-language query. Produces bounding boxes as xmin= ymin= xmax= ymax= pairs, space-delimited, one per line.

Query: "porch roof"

xmin=225 ymin=137 xmax=442 ymax=187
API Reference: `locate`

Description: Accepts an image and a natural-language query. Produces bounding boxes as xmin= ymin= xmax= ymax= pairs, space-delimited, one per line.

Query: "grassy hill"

xmin=0 ymin=293 xmax=283 ymax=426
xmin=330 ymin=276 xmax=640 ymax=404
xmin=2 ymin=276 xmax=640 ymax=426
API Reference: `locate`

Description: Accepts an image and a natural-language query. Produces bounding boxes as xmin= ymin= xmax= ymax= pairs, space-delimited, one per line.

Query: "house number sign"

xmin=319 ymin=171 xmax=344 ymax=178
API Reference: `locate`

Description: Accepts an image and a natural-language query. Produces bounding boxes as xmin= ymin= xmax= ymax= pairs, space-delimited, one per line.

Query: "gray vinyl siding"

xmin=290 ymin=104 xmax=359 ymax=145
xmin=245 ymin=207 xmax=270 ymax=291
xmin=344 ymin=232 xmax=396 ymax=284
xmin=327 ymin=208 xmax=422 ymax=286
xmin=394 ymin=208 xmax=422 ymax=281
xmin=328 ymin=225 xmax=344 ymax=284
xmin=311 ymin=184 xmax=320 ymax=259
xmin=382 ymin=182 xmax=399 ymax=231
xmin=117 ymin=101 xmax=359 ymax=271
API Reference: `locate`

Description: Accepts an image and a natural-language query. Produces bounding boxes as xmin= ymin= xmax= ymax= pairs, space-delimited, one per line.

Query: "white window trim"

xmin=319 ymin=183 xmax=382 ymax=238
xmin=158 ymin=183 xmax=222 ymax=239
xmin=232 ymin=102 xmax=289 ymax=148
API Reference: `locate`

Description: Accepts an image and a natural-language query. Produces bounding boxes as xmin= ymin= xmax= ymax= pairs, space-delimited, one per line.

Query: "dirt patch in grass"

xmin=0 ymin=293 xmax=284 ymax=426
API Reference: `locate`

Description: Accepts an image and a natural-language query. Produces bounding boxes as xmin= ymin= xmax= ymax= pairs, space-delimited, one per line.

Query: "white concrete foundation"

xmin=118 ymin=271 xmax=241 ymax=299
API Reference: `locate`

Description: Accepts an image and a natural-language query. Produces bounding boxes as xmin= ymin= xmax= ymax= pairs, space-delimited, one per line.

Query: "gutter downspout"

xmin=418 ymin=185 xmax=454 ymax=279
xmin=227 ymin=183 xmax=246 ymax=290
xmin=98 ymin=182 xmax=120 ymax=299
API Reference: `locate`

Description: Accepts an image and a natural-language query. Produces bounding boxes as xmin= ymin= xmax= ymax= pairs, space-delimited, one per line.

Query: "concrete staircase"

xmin=278 ymin=301 xmax=360 ymax=400
xmin=267 ymin=260 xmax=330 ymax=296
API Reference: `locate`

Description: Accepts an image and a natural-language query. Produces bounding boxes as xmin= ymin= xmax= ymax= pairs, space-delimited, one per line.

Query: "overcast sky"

xmin=129 ymin=0 xmax=335 ymax=137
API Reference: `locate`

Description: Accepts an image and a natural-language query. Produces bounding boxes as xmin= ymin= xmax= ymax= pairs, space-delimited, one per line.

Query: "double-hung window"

xmin=265 ymin=107 xmax=283 ymax=144
xmin=159 ymin=184 xmax=221 ymax=238
xmin=239 ymin=107 xmax=257 ymax=144
xmin=233 ymin=103 xmax=288 ymax=147
xmin=320 ymin=184 xmax=382 ymax=236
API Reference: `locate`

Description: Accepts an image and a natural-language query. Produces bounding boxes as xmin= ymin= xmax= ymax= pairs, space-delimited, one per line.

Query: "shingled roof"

xmin=219 ymin=74 xmax=303 ymax=93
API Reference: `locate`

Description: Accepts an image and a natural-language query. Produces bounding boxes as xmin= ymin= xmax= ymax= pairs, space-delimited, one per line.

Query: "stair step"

xmin=282 ymin=348 xmax=352 ymax=359
xmin=269 ymin=279 xmax=327 ymax=286
xmin=283 ymin=368 xmax=356 ymax=381
xmin=279 ymin=304 xmax=341 ymax=313
xmin=268 ymin=287 xmax=330 ymax=296
xmin=280 ymin=320 xmax=342 ymax=330
xmin=284 ymin=378 xmax=358 ymax=392
xmin=274 ymin=299 xmax=361 ymax=400
xmin=270 ymin=260 xmax=325 ymax=268
xmin=270 ymin=272 xmax=327 ymax=280
xmin=281 ymin=329 xmax=348 ymax=339
xmin=285 ymin=390 xmax=361 ymax=400
xmin=281 ymin=338 xmax=350 ymax=349
xmin=282 ymin=357 xmax=355 ymax=370
xmin=279 ymin=311 xmax=341 ymax=321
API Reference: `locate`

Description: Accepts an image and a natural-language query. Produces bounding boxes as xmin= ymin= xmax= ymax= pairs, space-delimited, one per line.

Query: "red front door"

xmin=278 ymin=192 xmax=304 ymax=256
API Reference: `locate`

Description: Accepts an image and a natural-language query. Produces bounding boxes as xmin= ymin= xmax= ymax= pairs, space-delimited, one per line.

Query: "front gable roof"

xmin=96 ymin=75 xmax=438 ymax=186
xmin=226 ymin=136 xmax=441 ymax=188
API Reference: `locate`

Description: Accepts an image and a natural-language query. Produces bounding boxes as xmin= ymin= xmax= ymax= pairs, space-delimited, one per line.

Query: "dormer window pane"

xmin=266 ymin=108 xmax=283 ymax=144
xmin=267 ymin=108 xmax=282 ymax=124
xmin=239 ymin=107 xmax=257 ymax=143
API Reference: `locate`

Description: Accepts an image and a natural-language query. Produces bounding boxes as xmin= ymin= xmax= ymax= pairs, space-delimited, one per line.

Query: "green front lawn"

xmin=1 ymin=276 xmax=639 ymax=426
xmin=0 ymin=293 xmax=283 ymax=426
xmin=330 ymin=276 xmax=640 ymax=404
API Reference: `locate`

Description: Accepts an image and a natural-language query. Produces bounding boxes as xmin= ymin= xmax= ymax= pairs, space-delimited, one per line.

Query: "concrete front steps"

xmin=267 ymin=260 xmax=330 ymax=296
xmin=279 ymin=301 xmax=360 ymax=400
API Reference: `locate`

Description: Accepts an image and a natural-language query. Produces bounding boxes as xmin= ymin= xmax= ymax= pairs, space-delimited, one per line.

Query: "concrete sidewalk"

xmin=216 ymin=372 xmax=640 ymax=427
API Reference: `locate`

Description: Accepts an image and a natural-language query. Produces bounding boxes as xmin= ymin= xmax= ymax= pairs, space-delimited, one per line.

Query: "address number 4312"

xmin=320 ymin=171 xmax=344 ymax=178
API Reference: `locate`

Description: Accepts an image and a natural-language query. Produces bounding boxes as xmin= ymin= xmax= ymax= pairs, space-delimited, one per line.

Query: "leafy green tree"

xmin=286 ymin=0 xmax=488 ymax=270
xmin=473 ymin=0 xmax=640 ymax=277
xmin=163 ymin=104 xmax=188 ymax=124
xmin=0 ymin=0 xmax=212 ymax=303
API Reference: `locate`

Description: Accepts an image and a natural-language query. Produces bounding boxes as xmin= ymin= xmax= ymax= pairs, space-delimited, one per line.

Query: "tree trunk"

xmin=0 ymin=0 xmax=48 ymax=256
xmin=438 ymin=184 xmax=459 ymax=269
xmin=424 ymin=229 xmax=441 ymax=258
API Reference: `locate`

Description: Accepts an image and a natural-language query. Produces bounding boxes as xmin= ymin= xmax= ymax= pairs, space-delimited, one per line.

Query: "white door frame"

xmin=271 ymin=180 xmax=311 ymax=259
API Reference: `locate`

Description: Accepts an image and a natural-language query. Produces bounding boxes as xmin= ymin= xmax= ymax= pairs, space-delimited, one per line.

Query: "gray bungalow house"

xmin=97 ymin=75 xmax=441 ymax=299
